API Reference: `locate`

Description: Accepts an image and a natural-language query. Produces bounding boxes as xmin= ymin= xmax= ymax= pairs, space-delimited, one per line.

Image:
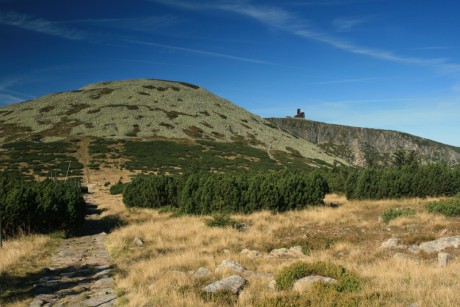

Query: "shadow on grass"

xmin=72 ymin=202 xmax=126 ymax=237
xmin=0 ymin=263 xmax=114 ymax=305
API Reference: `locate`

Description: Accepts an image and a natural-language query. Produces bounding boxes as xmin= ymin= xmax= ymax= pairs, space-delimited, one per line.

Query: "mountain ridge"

xmin=266 ymin=117 xmax=460 ymax=167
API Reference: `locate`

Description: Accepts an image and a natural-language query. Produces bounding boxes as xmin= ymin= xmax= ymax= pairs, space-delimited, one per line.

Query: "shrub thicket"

xmin=123 ymin=171 xmax=329 ymax=214
xmin=345 ymin=164 xmax=460 ymax=200
xmin=0 ymin=173 xmax=86 ymax=238
xmin=381 ymin=207 xmax=416 ymax=223
xmin=426 ymin=195 xmax=460 ymax=217
xmin=204 ymin=213 xmax=246 ymax=231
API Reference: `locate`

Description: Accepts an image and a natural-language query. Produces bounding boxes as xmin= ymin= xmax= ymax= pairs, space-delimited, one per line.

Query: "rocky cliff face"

xmin=266 ymin=118 xmax=460 ymax=167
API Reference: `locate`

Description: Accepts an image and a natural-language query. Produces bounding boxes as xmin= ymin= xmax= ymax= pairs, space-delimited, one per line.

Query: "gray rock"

xmin=293 ymin=275 xmax=338 ymax=292
xmin=215 ymin=259 xmax=246 ymax=273
xmin=240 ymin=248 xmax=262 ymax=258
xmin=270 ymin=246 xmax=305 ymax=258
xmin=438 ymin=252 xmax=452 ymax=267
xmin=381 ymin=238 xmax=407 ymax=249
xmin=189 ymin=267 xmax=212 ymax=279
xmin=133 ymin=237 xmax=144 ymax=246
xmin=93 ymin=277 xmax=115 ymax=288
xmin=407 ymin=244 xmax=420 ymax=254
xmin=30 ymin=299 xmax=46 ymax=307
xmin=418 ymin=235 xmax=460 ymax=254
xmin=202 ymin=275 xmax=247 ymax=294
xmin=82 ymin=294 xmax=117 ymax=306
xmin=269 ymin=247 xmax=289 ymax=257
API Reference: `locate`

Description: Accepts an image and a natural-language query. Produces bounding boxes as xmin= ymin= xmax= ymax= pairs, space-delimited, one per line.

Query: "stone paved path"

xmin=29 ymin=193 xmax=117 ymax=307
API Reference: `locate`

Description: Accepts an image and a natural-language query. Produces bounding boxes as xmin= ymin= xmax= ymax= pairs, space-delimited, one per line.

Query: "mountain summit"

xmin=0 ymin=78 xmax=343 ymax=167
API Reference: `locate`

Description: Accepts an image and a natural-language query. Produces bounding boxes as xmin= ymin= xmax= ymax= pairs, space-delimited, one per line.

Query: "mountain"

xmin=0 ymin=79 xmax=346 ymax=178
xmin=266 ymin=117 xmax=460 ymax=167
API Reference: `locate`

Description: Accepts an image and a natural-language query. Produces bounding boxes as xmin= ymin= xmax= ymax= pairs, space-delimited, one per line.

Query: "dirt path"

xmin=29 ymin=190 xmax=118 ymax=307
xmin=78 ymin=138 xmax=92 ymax=184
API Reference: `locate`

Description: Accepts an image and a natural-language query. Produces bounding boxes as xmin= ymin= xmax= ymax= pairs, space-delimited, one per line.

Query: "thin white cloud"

xmin=310 ymin=77 xmax=377 ymax=85
xmin=0 ymin=10 xmax=86 ymax=40
xmin=286 ymin=0 xmax=384 ymax=6
xmin=127 ymin=39 xmax=276 ymax=65
xmin=333 ymin=16 xmax=370 ymax=32
xmin=59 ymin=15 xmax=180 ymax=33
xmin=155 ymin=0 xmax=460 ymax=73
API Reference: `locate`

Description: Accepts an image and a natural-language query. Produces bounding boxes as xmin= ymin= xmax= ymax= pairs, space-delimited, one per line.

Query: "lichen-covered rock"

xmin=202 ymin=275 xmax=247 ymax=294
xmin=438 ymin=252 xmax=452 ymax=267
xmin=270 ymin=246 xmax=305 ymax=258
xmin=241 ymin=248 xmax=262 ymax=258
xmin=189 ymin=267 xmax=212 ymax=279
xmin=293 ymin=275 xmax=338 ymax=292
xmin=215 ymin=259 xmax=246 ymax=273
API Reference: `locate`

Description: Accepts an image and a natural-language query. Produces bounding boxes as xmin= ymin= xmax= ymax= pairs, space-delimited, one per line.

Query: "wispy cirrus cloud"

xmin=58 ymin=15 xmax=180 ymax=33
xmin=0 ymin=76 xmax=35 ymax=105
xmin=153 ymin=0 xmax=460 ymax=73
xmin=127 ymin=39 xmax=276 ymax=65
xmin=0 ymin=10 xmax=86 ymax=40
xmin=333 ymin=16 xmax=371 ymax=32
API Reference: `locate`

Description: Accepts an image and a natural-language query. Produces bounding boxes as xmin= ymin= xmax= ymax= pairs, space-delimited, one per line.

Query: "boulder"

xmin=133 ymin=237 xmax=144 ymax=247
xmin=189 ymin=267 xmax=212 ymax=279
xmin=202 ymin=275 xmax=247 ymax=294
xmin=215 ymin=260 xmax=246 ymax=274
xmin=438 ymin=252 xmax=452 ymax=267
xmin=381 ymin=238 xmax=407 ymax=249
xmin=418 ymin=235 xmax=460 ymax=254
xmin=293 ymin=275 xmax=338 ymax=292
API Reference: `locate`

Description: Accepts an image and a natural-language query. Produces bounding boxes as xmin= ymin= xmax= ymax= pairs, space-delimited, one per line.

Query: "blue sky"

xmin=1 ymin=0 xmax=460 ymax=146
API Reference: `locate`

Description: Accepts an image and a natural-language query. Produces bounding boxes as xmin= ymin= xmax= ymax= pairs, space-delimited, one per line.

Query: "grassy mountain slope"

xmin=0 ymin=79 xmax=346 ymax=178
xmin=267 ymin=117 xmax=460 ymax=167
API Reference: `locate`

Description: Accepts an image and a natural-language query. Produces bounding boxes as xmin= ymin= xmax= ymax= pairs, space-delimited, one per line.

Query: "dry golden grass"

xmin=0 ymin=234 xmax=59 ymax=306
xmin=94 ymin=190 xmax=460 ymax=306
xmin=0 ymin=235 xmax=50 ymax=275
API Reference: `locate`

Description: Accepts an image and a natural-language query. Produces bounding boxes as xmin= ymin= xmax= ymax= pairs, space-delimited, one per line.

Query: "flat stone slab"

xmin=418 ymin=235 xmax=460 ymax=253
xmin=202 ymin=275 xmax=247 ymax=294
xmin=82 ymin=294 xmax=117 ymax=306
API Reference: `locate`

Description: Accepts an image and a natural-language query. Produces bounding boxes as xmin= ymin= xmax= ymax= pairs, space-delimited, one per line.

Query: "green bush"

xmin=0 ymin=173 xmax=86 ymax=238
xmin=345 ymin=164 xmax=460 ymax=200
xmin=381 ymin=208 xmax=416 ymax=223
xmin=275 ymin=261 xmax=361 ymax=292
xmin=204 ymin=213 xmax=246 ymax=231
xmin=122 ymin=171 xmax=329 ymax=215
xmin=110 ymin=182 xmax=126 ymax=195
xmin=426 ymin=198 xmax=460 ymax=217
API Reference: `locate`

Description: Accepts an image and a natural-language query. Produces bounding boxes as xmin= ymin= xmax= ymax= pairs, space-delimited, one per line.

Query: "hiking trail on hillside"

xmin=29 ymin=186 xmax=118 ymax=307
